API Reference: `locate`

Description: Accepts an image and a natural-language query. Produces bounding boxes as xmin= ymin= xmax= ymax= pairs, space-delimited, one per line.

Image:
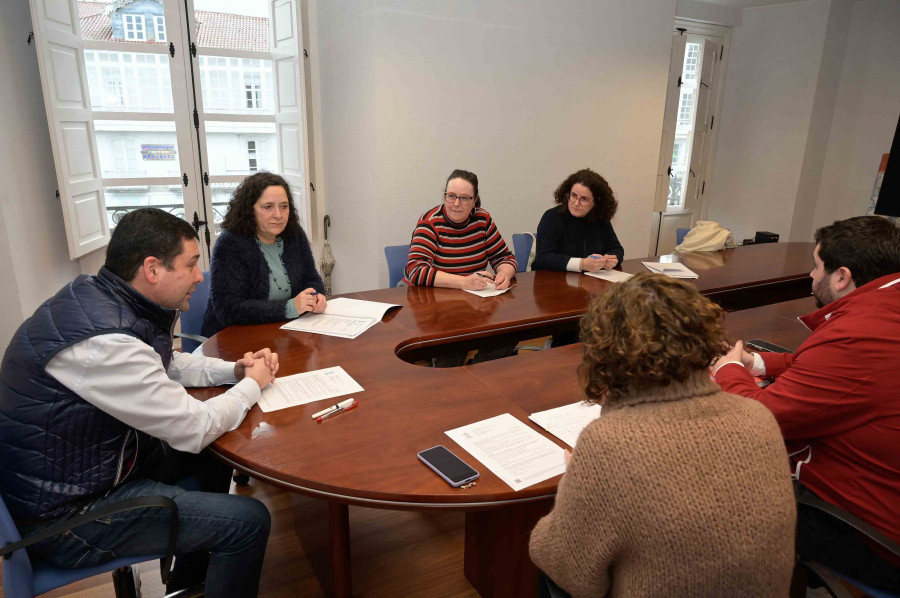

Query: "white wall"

xmin=315 ymin=0 xmax=676 ymax=292
xmin=813 ymin=0 xmax=900 ymax=229
xmin=676 ymin=0 xmax=743 ymax=26
xmin=706 ymin=0 xmax=831 ymax=243
xmin=788 ymin=0 xmax=852 ymax=243
xmin=0 ymin=0 xmax=81 ymax=355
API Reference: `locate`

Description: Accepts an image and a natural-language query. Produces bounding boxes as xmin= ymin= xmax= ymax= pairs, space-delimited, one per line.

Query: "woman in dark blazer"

xmin=202 ymin=172 xmax=326 ymax=338
xmin=532 ymin=168 xmax=624 ymax=272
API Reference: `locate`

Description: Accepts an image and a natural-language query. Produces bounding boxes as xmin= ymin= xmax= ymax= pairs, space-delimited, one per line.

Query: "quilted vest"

xmin=0 ymin=267 xmax=177 ymax=522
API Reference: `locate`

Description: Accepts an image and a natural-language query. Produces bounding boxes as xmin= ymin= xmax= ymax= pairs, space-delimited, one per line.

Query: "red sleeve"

xmin=716 ymin=331 xmax=874 ymax=441
xmin=482 ymin=216 xmax=517 ymax=273
xmin=405 ymin=220 xmax=438 ymax=286
xmin=760 ymin=352 xmax=793 ymax=377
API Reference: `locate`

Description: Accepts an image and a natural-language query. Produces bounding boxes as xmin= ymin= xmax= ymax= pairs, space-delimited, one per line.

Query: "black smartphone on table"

xmin=417 ymin=445 xmax=480 ymax=488
xmin=746 ymin=339 xmax=793 ymax=354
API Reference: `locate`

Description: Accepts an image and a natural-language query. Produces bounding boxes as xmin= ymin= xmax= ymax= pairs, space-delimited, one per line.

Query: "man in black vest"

xmin=0 ymin=209 xmax=277 ymax=597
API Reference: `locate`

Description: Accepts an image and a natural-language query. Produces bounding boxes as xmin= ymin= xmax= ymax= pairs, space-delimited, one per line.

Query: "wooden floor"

xmin=1 ymin=479 xmax=481 ymax=598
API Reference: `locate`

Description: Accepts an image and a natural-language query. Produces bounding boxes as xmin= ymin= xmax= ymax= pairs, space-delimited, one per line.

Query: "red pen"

xmin=316 ymin=400 xmax=358 ymax=423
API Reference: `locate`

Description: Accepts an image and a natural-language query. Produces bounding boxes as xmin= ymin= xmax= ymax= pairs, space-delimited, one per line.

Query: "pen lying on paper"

xmin=311 ymin=398 xmax=356 ymax=419
xmin=317 ymin=400 xmax=358 ymax=423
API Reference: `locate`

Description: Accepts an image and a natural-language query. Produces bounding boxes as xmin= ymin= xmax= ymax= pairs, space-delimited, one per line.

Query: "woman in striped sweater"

xmin=404 ymin=169 xmax=517 ymax=289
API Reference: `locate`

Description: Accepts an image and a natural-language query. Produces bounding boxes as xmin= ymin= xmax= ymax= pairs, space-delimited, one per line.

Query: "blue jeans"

xmin=23 ymin=453 xmax=270 ymax=598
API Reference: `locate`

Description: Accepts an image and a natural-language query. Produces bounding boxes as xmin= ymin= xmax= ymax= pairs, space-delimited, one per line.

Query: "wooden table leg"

xmin=464 ymin=499 xmax=553 ymax=598
xmin=329 ymin=502 xmax=352 ymax=598
xmin=292 ymin=495 xmax=352 ymax=598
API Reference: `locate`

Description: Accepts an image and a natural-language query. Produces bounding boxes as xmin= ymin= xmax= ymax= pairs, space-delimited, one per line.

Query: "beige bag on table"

xmin=675 ymin=221 xmax=736 ymax=252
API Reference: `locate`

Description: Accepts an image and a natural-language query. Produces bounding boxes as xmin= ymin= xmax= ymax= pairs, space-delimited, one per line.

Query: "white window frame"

xmin=650 ymin=20 xmax=731 ymax=256
xmin=246 ymin=139 xmax=258 ymax=172
xmin=123 ymin=14 xmax=145 ymax=41
xmin=154 ymin=16 xmax=166 ymax=42
xmin=29 ymin=0 xmax=320 ymax=263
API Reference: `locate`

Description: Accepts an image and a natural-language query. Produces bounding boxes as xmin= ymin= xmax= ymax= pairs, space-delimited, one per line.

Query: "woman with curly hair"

xmin=530 ymin=273 xmax=796 ymax=598
xmin=532 ymin=168 xmax=624 ymax=272
xmin=202 ymin=172 xmax=325 ymax=337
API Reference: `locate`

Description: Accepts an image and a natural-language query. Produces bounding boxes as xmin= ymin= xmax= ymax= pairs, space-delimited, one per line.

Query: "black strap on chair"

xmin=1 ymin=496 xmax=179 ymax=585
xmin=793 ymin=487 xmax=900 ymax=598
xmin=796 ymin=491 xmax=900 ymax=557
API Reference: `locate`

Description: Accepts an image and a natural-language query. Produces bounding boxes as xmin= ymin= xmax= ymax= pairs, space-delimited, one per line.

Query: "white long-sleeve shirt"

xmin=46 ymin=333 xmax=261 ymax=454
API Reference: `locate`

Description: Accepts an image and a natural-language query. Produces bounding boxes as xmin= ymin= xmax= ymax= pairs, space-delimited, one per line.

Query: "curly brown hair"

xmin=221 ymin=172 xmax=303 ymax=239
xmin=553 ymin=168 xmax=618 ymax=222
xmin=578 ymin=272 xmax=726 ymax=403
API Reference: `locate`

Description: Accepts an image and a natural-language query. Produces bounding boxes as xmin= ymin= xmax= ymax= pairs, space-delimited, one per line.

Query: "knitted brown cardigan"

xmin=529 ymin=372 xmax=796 ymax=598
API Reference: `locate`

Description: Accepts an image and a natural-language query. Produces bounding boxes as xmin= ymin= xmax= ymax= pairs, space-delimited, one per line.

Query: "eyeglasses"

xmin=568 ymin=191 xmax=593 ymax=205
xmin=444 ymin=192 xmax=476 ymax=205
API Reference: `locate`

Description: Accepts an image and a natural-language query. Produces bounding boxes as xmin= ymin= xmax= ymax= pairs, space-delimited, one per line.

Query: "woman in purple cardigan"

xmin=202 ymin=172 xmax=326 ymax=338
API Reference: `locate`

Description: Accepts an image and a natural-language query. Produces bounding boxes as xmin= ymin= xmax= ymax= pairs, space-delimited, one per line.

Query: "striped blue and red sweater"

xmin=404 ymin=205 xmax=517 ymax=286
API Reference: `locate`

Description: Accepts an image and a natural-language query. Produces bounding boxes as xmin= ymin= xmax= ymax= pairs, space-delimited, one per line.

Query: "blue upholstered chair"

xmin=512 ymin=233 xmax=535 ymax=273
xmin=384 ymin=245 xmax=410 ymax=287
xmin=176 ymin=270 xmax=211 ymax=353
xmin=676 ymin=227 xmax=690 ymax=246
xmin=1 ymin=493 xmax=181 ymax=598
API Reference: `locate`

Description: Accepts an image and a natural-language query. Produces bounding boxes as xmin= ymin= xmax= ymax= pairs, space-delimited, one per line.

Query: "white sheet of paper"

xmin=280 ymin=297 xmax=400 ymax=339
xmin=584 ymin=269 xmax=634 ymax=283
xmin=464 ymin=285 xmax=511 ymax=297
xmin=445 ymin=413 xmax=566 ymax=491
xmin=257 ymin=366 xmax=364 ymax=412
xmin=322 ymin=297 xmax=400 ymax=319
xmin=281 ymin=314 xmax=377 ymax=339
xmin=529 ymin=401 xmax=602 ymax=448
xmin=642 ymin=261 xmax=699 ymax=279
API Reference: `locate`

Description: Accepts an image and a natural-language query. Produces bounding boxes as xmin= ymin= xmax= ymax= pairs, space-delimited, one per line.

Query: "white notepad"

xmin=584 ymin=269 xmax=634 ymax=283
xmin=642 ymin=262 xmax=699 ymax=279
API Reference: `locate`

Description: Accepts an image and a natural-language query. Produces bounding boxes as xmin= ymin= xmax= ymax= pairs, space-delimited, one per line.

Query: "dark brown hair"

xmin=445 ymin=169 xmax=481 ymax=208
xmin=105 ymin=208 xmax=198 ymax=281
xmin=578 ymin=272 xmax=726 ymax=403
xmin=814 ymin=215 xmax=900 ymax=288
xmin=553 ymin=168 xmax=617 ymax=222
xmin=221 ymin=172 xmax=302 ymax=239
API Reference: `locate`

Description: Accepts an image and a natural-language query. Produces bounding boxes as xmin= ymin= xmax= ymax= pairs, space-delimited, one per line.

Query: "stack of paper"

xmin=281 ymin=297 xmax=399 ymax=339
xmin=445 ymin=413 xmax=567 ymax=491
xmin=584 ymin=269 xmax=634 ymax=283
xmin=642 ymin=262 xmax=699 ymax=279
xmin=529 ymin=401 xmax=602 ymax=448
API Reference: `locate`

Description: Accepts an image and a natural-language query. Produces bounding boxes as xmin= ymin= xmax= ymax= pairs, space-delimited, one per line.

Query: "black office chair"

xmin=793 ymin=491 xmax=900 ymax=598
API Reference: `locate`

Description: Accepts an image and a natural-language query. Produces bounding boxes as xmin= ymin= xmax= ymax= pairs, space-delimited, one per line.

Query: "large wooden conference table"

xmin=194 ymin=242 xmax=815 ymax=598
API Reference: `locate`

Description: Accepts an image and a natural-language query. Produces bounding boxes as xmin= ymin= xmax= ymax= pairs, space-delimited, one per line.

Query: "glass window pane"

xmin=84 ymin=50 xmax=174 ymax=113
xmin=105 ymin=185 xmax=186 ymax=229
xmin=204 ymin=122 xmax=277 ymax=176
xmin=199 ymin=55 xmax=274 ymax=114
xmin=210 ymin=182 xmax=239 ymax=234
xmin=95 ymin=120 xmax=181 ymax=178
xmin=194 ymin=1 xmax=269 ymax=51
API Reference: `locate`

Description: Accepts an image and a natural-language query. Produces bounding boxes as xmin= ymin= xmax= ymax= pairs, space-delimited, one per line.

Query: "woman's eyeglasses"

xmin=444 ymin=193 xmax=476 ymax=205
xmin=568 ymin=192 xmax=593 ymax=205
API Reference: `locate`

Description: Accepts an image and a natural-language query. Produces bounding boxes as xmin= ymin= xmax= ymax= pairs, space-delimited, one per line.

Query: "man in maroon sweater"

xmin=713 ymin=216 xmax=900 ymax=591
